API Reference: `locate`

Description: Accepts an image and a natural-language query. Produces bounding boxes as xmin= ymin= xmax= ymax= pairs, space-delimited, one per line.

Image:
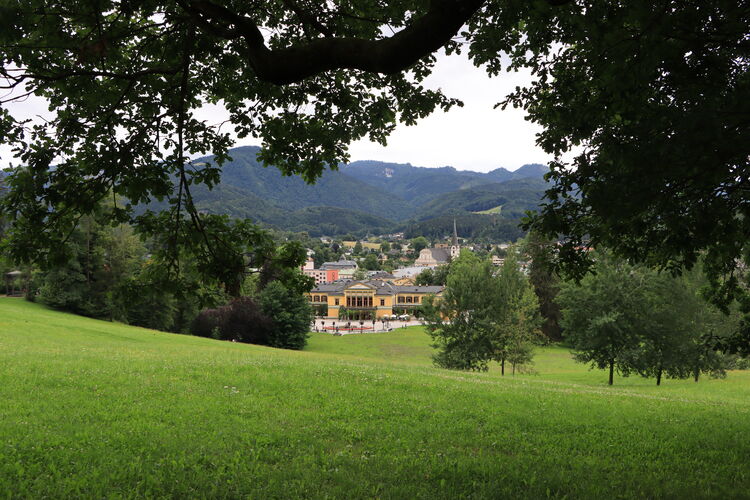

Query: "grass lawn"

xmin=1 ymin=297 xmax=749 ymax=498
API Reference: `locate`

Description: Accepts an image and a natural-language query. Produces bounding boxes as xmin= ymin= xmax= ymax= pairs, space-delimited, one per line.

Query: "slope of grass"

xmin=2 ymin=297 xmax=749 ymax=498
xmin=474 ymin=205 xmax=502 ymax=215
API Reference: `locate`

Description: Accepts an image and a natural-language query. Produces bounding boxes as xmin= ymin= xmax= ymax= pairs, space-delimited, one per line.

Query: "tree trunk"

xmin=694 ymin=366 xmax=700 ymax=382
xmin=608 ymin=359 xmax=614 ymax=386
xmin=501 ymin=358 xmax=505 ymax=376
xmin=656 ymin=366 xmax=662 ymax=386
xmin=512 ymin=362 xmax=516 ymax=376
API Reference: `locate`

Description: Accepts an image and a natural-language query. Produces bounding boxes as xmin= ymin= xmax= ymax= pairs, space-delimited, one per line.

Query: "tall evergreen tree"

xmin=522 ymin=230 xmax=562 ymax=341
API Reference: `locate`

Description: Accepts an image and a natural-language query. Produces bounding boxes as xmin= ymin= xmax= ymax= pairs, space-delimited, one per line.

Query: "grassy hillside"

xmin=2 ymin=297 xmax=749 ymax=498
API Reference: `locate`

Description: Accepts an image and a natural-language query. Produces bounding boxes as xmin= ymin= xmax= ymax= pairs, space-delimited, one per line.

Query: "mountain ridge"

xmin=181 ymin=145 xmax=550 ymax=236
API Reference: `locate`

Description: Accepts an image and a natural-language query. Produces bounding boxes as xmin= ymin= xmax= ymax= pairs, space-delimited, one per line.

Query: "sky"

xmin=348 ymin=53 xmax=552 ymax=172
xmin=1 ymin=53 xmax=551 ymax=173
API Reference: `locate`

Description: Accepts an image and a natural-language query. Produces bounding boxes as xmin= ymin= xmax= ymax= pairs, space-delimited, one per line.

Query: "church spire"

xmin=452 ymin=218 xmax=458 ymax=247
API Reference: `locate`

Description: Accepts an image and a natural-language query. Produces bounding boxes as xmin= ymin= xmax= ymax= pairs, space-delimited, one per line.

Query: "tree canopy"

xmin=423 ymin=250 xmax=541 ymax=372
xmin=1 ymin=1 xmax=748 ymax=343
xmin=558 ymin=254 xmax=738 ymax=385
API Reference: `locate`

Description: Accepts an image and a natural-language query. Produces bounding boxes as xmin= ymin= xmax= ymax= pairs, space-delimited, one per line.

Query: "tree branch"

xmin=187 ymin=0 xmax=486 ymax=85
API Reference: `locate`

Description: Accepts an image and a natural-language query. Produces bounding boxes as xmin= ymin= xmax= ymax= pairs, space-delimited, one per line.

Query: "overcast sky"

xmin=1 ymin=53 xmax=550 ymax=173
xmin=348 ymin=53 xmax=551 ymax=172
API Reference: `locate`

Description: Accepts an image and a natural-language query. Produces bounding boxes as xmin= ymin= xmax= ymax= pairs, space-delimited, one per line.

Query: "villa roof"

xmin=392 ymin=266 xmax=434 ymax=278
xmin=309 ymin=279 xmax=443 ymax=296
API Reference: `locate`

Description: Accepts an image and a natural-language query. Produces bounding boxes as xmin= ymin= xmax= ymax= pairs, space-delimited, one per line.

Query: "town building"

xmin=491 ymin=255 xmax=505 ymax=267
xmin=320 ymin=258 xmax=358 ymax=280
xmin=415 ymin=248 xmax=450 ymax=266
xmin=307 ymin=280 xmax=444 ymax=320
xmin=415 ymin=219 xmax=461 ymax=266
xmin=301 ymin=256 xmax=354 ymax=285
xmin=303 ymin=268 xmax=335 ymax=285
xmin=393 ymin=265 xmax=433 ymax=279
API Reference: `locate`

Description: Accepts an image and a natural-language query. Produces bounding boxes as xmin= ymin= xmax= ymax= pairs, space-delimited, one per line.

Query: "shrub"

xmin=191 ymin=286 xmax=312 ymax=350
xmin=223 ymin=296 xmax=272 ymax=344
xmin=191 ymin=305 xmax=232 ymax=339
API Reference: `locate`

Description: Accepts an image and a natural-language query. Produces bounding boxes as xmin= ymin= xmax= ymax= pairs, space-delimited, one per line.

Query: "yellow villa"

xmin=307 ymin=280 xmax=444 ymax=320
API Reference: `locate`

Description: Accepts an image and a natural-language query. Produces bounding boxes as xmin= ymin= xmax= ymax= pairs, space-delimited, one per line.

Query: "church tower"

xmin=450 ymin=218 xmax=460 ymax=258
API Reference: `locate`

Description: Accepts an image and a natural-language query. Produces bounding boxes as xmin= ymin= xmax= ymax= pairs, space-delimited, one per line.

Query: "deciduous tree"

xmin=259 ymin=281 xmax=313 ymax=350
xmin=557 ymin=255 xmax=644 ymax=385
xmin=424 ymin=250 xmax=541 ymax=372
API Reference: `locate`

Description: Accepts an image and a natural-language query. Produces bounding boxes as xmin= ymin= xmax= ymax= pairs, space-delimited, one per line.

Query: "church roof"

xmin=422 ymin=248 xmax=450 ymax=262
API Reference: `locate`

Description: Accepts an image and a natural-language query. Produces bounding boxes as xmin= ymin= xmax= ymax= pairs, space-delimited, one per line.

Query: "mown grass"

xmin=1 ymin=297 xmax=749 ymax=498
xmin=473 ymin=205 xmax=502 ymax=215
xmin=309 ymin=328 xmax=750 ymax=405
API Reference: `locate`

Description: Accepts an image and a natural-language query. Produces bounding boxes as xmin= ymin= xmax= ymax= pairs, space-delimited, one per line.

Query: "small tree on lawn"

xmin=559 ymin=254 xmax=738 ymax=385
xmin=423 ymin=251 xmax=496 ymax=371
xmin=504 ymin=286 xmax=543 ymax=375
xmin=631 ymin=266 xmax=735 ymax=385
xmin=423 ymin=250 xmax=541 ymax=372
xmin=557 ymin=254 xmax=643 ymax=385
xmin=491 ymin=252 xmax=542 ymax=375
xmin=259 ymin=281 xmax=314 ymax=350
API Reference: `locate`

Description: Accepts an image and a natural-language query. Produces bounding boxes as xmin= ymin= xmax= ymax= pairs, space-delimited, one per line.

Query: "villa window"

xmin=380 ymin=299 xmax=385 ymax=306
xmin=335 ymin=298 xmax=339 ymax=306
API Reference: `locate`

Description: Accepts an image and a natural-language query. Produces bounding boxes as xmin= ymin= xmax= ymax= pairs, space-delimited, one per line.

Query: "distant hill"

xmin=208 ymin=146 xmax=415 ymax=221
xmin=269 ymin=206 xmax=394 ymax=237
xmin=401 ymin=214 xmax=527 ymax=243
xmin=414 ymin=177 xmax=549 ymax=221
xmin=341 ymin=160 xmax=548 ymax=206
xmin=13 ymin=145 xmax=549 ymax=237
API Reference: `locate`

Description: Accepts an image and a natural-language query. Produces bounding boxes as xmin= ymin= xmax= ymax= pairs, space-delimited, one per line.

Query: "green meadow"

xmin=1 ymin=297 xmax=749 ymax=498
xmin=473 ymin=205 xmax=502 ymax=215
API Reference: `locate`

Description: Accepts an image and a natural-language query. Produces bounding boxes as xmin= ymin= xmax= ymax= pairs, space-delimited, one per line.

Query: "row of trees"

xmin=558 ymin=255 xmax=736 ymax=385
xmin=423 ymin=241 xmax=745 ymax=386
xmin=3 ymin=196 xmax=316 ymax=349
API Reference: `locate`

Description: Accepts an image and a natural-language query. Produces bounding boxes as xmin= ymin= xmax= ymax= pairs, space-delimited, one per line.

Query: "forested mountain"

xmin=341 ymin=159 xmax=547 ymax=205
xmin=206 ymin=146 xmax=416 ymax=220
xmin=414 ymin=178 xmax=549 ymax=220
xmin=93 ymin=145 xmax=551 ymax=237
xmin=162 ymin=146 xmax=550 ymax=237
xmin=401 ymin=214 xmax=527 ymax=243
